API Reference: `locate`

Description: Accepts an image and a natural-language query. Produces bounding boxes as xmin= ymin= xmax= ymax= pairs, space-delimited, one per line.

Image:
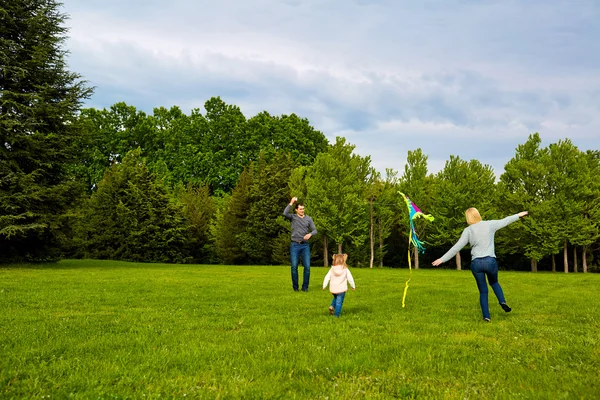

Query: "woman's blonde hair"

xmin=465 ymin=208 xmax=482 ymax=225
xmin=332 ymin=253 xmax=348 ymax=268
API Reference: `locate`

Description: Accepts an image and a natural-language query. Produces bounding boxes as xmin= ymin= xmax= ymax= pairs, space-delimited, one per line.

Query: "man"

xmin=283 ymin=197 xmax=317 ymax=292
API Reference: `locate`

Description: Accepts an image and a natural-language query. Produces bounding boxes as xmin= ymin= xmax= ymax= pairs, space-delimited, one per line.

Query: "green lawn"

xmin=1 ymin=260 xmax=598 ymax=399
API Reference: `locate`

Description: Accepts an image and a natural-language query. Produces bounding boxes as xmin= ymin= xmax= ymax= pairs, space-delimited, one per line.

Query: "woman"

xmin=432 ymin=208 xmax=528 ymax=322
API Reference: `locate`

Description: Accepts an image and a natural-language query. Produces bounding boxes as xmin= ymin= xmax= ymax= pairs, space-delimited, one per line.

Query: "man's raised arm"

xmin=283 ymin=197 xmax=297 ymax=219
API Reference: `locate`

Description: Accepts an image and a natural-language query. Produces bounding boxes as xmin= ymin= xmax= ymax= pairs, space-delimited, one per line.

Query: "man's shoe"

xmin=329 ymin=306 xmax=334 ymax=315
xmin=500 ymin=303 xmax=512 ymax=312
xmin=484 ymin=318 xmax=491 ymax=322
xmin=301 ymin=289 xmax=308 ymax=292
xmin=294 ymin=289 xmax=299 ymax=292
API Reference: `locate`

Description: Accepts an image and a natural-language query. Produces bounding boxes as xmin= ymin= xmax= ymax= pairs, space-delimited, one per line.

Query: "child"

xmin=322 ymin=253 xmax=356 ymax=317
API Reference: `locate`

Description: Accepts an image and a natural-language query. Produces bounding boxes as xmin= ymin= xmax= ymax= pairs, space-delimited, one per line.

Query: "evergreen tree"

xmin=0 ymin=0 xmax=93 ymax=262
xmin=213 ymin=164 xmax=253 ymax=264
xmin=177 ymin=182 xmax=215 ymax=263
xmin=77 ymin=149 xmax=191 ymax=263
xmin=238 ymin=152 xmax=295 ymax=264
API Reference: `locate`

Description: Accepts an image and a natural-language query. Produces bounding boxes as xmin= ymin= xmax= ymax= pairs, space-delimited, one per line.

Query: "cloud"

xmin=62 ymin=0 xmax=600 ymax=175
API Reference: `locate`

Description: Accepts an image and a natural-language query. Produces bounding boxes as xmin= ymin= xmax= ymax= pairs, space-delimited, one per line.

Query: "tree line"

xmin=2 ymin=0 xmax=599 ymax=271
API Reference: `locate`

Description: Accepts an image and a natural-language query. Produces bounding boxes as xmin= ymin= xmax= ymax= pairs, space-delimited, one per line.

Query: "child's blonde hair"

xmin=332 ymin=253 xmax=348 ymax=268
xmin=465 ymin=208 xmax=482 ymax=225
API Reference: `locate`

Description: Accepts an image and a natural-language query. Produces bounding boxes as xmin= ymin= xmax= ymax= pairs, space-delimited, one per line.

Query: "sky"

xmin=61 ymin=0 xmax=600 ymax=175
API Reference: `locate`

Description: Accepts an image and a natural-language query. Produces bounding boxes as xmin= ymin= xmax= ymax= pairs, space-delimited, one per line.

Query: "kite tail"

xmin=398 ymin=192 xmax=434 ymax=308
xmin=411 ymin=233 xmax=427 ymax=254
xmin=402 ymin=234 xmax=413 ymax=308
xmin=410 ymin=213 xmax=434 ymax=254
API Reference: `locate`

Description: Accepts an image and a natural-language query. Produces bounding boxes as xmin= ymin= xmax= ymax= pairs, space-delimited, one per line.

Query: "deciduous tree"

xmin=429 ymin=156 xmax=496 ymax=270
xmin=300 ymin=137 xmax=373 ymax=259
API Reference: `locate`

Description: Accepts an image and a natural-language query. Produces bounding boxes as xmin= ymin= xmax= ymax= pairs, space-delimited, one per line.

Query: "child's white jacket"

xmin=323 ymin=265 xmax=355 ymax=294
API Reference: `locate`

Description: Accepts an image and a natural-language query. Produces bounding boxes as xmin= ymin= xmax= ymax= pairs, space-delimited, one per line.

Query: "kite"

xmin=399 ymin=192 xmax=434 ymax=308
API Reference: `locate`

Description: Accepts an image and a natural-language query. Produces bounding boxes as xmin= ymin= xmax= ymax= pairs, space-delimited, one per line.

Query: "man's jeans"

xmin=290 ymin=242 xmax=310 ymax=291
xmin=330 ymin=291 xmax=346 ymax=317
xmin=471 ymin=256 xmax=507 ymax=319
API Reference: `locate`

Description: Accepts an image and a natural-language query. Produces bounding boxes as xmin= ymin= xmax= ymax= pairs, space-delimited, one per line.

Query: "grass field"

xmin=1 ymin=260 xmax=599 ymax=399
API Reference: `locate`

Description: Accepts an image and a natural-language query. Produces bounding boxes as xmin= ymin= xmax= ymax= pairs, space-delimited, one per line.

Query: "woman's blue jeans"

xmin=330 ymin=292 xmax=346 ymax=317
xmin=290 ymin=242 xmax=310 ymax=291
xmin=470 ymin=256 xmax=506 ymax=319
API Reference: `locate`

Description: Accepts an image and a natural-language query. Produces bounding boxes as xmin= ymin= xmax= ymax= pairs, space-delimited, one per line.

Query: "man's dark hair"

xmin=296 ymin=202 xmax=305 ymax=209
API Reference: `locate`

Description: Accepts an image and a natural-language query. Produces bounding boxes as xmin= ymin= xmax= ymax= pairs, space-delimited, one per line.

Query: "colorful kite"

xmin=399 ymin=192 xmax=434 ymax=308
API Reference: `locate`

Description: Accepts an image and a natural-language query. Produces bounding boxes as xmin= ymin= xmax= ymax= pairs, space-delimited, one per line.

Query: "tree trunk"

xmin=551 ymin=254 xmax=556 ymax=272
xmin=379 ymin=223 xmax=384 ymax=268
xmin=583 ymin=246 xmax=588 ymax=273
xmin=338 ymin=243 xmax=342 ymax=254
xmin=531 ymin=258 xmax=537 ymax=272
xmin=563 ymin=239 xmax=568 ymax=273
xmin=323 ymin=236 xmax=328 ymax=267
xmin=455 ymin=252 xmax=461 ymax=270
xmin=369 ymin=198 xmax=374 ymax=269
xmin=413 ymin=246 xmax=419 ymax=269
xmin=573 ymin=246 xmax=578 ymax=273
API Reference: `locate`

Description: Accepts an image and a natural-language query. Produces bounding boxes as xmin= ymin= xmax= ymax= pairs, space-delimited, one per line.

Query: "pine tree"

xmin=177 ymin=182 xmax=215 ymax=263
xmin=214 ymin=164 xmax=253 ymax=264
xmin=0 ymin=0 xmax=92 ymax=262
xmin=239 ymin=152 xmax=295 ymax=264
xmin=77 ymin=149 xmax=191 ymax=263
